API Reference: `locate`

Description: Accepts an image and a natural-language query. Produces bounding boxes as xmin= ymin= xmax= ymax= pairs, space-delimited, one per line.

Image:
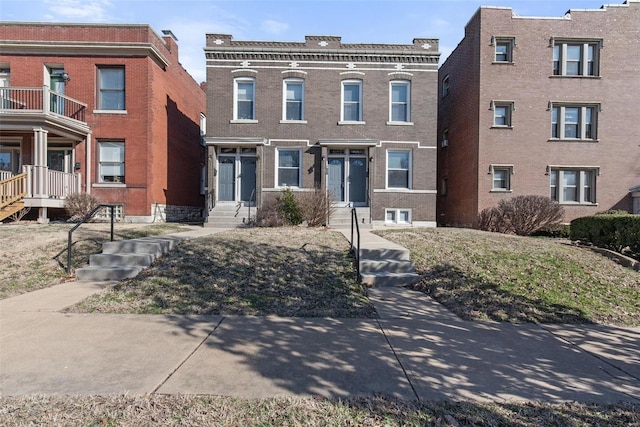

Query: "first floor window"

xmin=387 ymin=150 xmax=411 ymax=189
xmin=491 ymin=165 xmax=512 ymax=191
xmin=98 ymin=140 xmax=124 ymax=183
xmin=550 ymin=168 xmax=596 ymax=204
xmin=551 ymin=104 xmax=597 ymax=140
xmin=277 ymin=149 xmax=300 ymax=187
xmin=97 ymin=66 xmax=125 ymax=110
xmin=234 ymin=77 xmax=255 ymax=120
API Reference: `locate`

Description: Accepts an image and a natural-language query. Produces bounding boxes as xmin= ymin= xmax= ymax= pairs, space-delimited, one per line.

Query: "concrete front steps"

xmin=205 ymin=203 xmax=253 ymax=228
xmin=75 ymin=236 xmax=184 ymax=281
xmin=356 ymin=235 xmax=421 ymax=287
xmin=329 ymin=207 xmax=372 ymax=229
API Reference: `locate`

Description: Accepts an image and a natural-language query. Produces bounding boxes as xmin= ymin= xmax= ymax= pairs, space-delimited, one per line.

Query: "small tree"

xmin=296 ymin=188 xmax=336 ymax=227
xmin=277 ymin=188 xmax=303 ymax=226
xmin=476 ymin=195 xmax=564 ymax=236
xmin=64 ymin=193 xmax=99 ymax=222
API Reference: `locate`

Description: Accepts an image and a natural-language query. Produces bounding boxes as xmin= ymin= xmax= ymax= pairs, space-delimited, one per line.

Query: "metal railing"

xmin=350 ymin=207 xmax=361 ymax=281
xmin=246 ymin=188 xmax=256 ymax=225
xmin=67 ymin=204 xmax=117 ymax=274
xmin=0 ymin=86 xmax=87 ymax=122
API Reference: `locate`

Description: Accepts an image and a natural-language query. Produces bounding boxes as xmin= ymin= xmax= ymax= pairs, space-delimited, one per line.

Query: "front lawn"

xmin=376 ymin=228 xmax=640 ymax=326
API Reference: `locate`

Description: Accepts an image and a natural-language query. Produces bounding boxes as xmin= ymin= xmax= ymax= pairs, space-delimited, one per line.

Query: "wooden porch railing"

xmin=22 ymin=165 xmax=81 ymax=199
xmin=0 ymin=173 xmax=27 ymax=209
xmin=0 ymin=86 xmax=87 ymax=122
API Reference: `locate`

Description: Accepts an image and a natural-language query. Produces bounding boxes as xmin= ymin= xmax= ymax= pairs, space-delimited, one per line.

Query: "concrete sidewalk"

xmin=1 ymin=227 xmax=639 ymax=402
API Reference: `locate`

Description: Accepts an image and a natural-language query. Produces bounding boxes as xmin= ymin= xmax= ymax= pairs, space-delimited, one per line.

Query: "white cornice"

xmin=0 ymin=41 xmax=170 ymax=69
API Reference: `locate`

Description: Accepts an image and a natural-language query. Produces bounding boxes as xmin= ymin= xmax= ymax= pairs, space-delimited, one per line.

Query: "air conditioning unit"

xmin=441 ymin=139 xmax=449 ymax=148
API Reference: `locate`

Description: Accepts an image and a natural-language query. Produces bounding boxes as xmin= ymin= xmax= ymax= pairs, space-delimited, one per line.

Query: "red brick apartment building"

xmin=437 ymin=0 xmax=640 ymax=227
xmin=204 ymin=35 xmax=440 ymax=227
xmin=0 ymin=22 xmax=206 ymax=223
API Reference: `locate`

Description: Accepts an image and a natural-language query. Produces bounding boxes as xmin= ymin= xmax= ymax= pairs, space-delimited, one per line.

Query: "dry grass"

xmin=1 ymin=395 xmax=638 ymax=426
xmin=376 ymin=228 xmax=640 ymax=326
xmin=69 ymin=227 xmax=375 ymax=318
xmin=0 ymin=221 xmax=189 ymax=299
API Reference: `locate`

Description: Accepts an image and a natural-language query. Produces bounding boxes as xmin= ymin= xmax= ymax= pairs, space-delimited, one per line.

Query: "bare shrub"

xmin=255 ymin=198 xmax=285 ymax=227
xmin=476 ymin=195 xmax=564 ymax=236
xmin=63 ymin=193 xmax=100 ymax=222
xmin=9 ymin=207 xmax=31 ymax=223
xmin=296 ymin=189 xmax=336 ymax=227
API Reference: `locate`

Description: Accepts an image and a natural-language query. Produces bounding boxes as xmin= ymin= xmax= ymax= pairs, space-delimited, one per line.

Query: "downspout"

xmin=85 ymin=132 xmax=92 ymax=194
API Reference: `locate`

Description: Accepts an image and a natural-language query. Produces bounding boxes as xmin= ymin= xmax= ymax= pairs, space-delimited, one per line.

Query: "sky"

xmin=0 ymin=0 xmax=616 ymax=83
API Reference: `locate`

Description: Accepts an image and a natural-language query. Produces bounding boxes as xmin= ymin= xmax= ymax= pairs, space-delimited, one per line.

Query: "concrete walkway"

xmin=1 ymin=227 xmax=639 ymax=403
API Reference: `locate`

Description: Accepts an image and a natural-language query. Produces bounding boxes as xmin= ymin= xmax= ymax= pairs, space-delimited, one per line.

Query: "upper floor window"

xmin=387 ymin=150 xmax=411 ymax=189
xmin=490 ymin=164 xmax=513 ymax=192
xmin=492 ymin=101 xmax=514 ymax=127
xmin=551 ymin=104 xmax=598 ymax=140
xmin=283 ymin=79 xmax=304 ymax=121
xmin=441 ymin=129 xmax=449 ymax=148
xmin=341 ymin=80 xmax=362 ymax=122
xmin=98 ymin=140 xmax=125 ymax=183
xmin=550 ymin=168 xmax=596 ymax=204
xmin=234 ymin=77 xmax=255 ymax=121
xmin=98 ymin=66 xmax=125 ymax=110
xmin=442 ymin=75 xmax=450 ymax=97
xmin=389 ymin=80 xmax=411 ymax=123
xmin=553 ymin=40 xmax=600 ymax=76
xmin=494 ymin=37 xmax=515 ymax=63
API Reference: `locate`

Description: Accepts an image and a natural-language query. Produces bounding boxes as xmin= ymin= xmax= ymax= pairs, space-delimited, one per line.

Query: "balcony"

xmin=0 ymin=86 xmax=88 ymax=124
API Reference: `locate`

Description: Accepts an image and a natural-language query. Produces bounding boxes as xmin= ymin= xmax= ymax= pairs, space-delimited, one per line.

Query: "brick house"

xmin=0 ymin=22 xmax=206 ymax=223
xmin=437 ymin=0 xmax=640 ymax=227
xmin=204 ymin=35 xmax=440 ymax=227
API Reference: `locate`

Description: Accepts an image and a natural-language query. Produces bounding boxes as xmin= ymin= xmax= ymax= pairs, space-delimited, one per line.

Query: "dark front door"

xmin=218 ymin=156 xmax=235 ymax=201
xmin=240 ymin=157 xmax=257 ymax=202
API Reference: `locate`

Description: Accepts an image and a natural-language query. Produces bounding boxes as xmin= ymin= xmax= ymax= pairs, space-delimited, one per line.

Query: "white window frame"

xmin=340 ymin=79 xmax=363 ymax=123
xmin=552 ymin=40 xmax=600 ymax=77
xmin=492 ymin=101 xmax=514 ymax=127
xmin=551 ymin=104 xmax=598 ymax=141
xmin=386 ymin=150 xmax=412 ymax=190
xmin=276 ymin=147 xmax=302 ymax=188
xmin=233 ymin=77 xmax=256 ymax=122
xmin=385 ymin=208 xmax=412 ymax=225
xmin=98 ymin=140 xmax=125 ymax=184
xmin=282 ymin=78 xmax=305 ymax=122
xmin=549 ymin=168 xmax=597 ymax=204
xmin=97 ymin=66 xmax=125 ymax=111
xmin=493 ymin=37 xmax=515 ymax=63
xmin=489 ymin=164 xmax=513 ymax=192
xmin=388 ymin=80 xmax=411 ymax=124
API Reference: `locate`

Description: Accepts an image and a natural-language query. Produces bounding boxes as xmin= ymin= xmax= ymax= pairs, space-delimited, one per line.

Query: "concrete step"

xmin=360 ymin=272 xmax=421 ymax=287
xmin=359 ymin=247 xmax=411 ymax=262
xmin=101 ymin=236 xmax=182 ymax=256
xmin=89 ymin=253 xmax=154 ymax=267
xmin=204 ymin=219 xmax=248 ymax=228
xmin=75 ymin=265 xmax=145 ymax=281
xmin=360 ymin=259 xmax=415 ymax=274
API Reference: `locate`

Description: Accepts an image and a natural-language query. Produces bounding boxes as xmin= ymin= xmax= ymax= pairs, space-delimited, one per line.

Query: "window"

xmin=442 ymin=75 xmax=450 ymax=97
xmin=97 ymin=66 xmax=125 ymax=110
xmin=389 ymin=80 xmax=410 ymax=122
xmin=551 ymin=104 xmax=598 ymax=140
xmin=385 ymin=209 xmax=411 ymax=224
xmin=492 ymin=102 xmax=514 ymax=127
xmin=277 ymin=148 xmax=301 ymax=187
xmin=552 ymin=41 xmax=600 ymax=76
xmin=494 ymin=38 xmax=514 ymax=63
xmin=341 ymin=80 xmax=362 ymax=122
xmin=234 ymin=77 xmax=255 ymax=120
xmin=98 ymin=141 xmax=124 ymax=183
xmin=441 ymin=129 xmax=449 ymax=147
xmin=550 ymin=168 xmax=596 ymax=204
xmin=283 ymin=79 xmax=304 ymax=121
xmin=490 ymin=165 xmax=513 ymax=191
xmin=387 ymin=150 xmax=411 ymax=189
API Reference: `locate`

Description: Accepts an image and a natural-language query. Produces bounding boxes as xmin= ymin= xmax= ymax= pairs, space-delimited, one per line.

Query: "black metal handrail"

xmin=66 ymin=204 xmax=117 ymax=274
xmin=247 ymin=188 xmax=256 ymax=225
xmin=350 ymin=207 xmax=361 ymax=281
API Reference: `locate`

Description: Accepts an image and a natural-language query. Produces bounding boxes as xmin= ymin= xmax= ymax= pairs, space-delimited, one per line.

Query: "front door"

xmin=348 ymin=157 xmax=367 ymax=204
xmin=328 ymin=158 xmax=345 ymax=202
xmin=50 ymin=69 xmax=66 ymax=115
xmin=47 ymin=149 xmax=71 ymax=172
xmin=240 ymin=157 xmax=257 ymax=203
xmin=218 ymin=156 xmax=235 ymax=201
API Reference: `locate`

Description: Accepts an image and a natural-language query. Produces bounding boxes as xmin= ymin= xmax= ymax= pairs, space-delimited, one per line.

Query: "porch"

xmin=0 ymin=86 xmax=91 ymax=222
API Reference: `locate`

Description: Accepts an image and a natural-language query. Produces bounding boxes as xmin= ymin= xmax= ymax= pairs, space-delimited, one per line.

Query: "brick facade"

xmin=438 ymin=1 xmax=640 ymax=226
xmin=204 ymin=35 xmax=439 ymax=226
xmin=0 ymin=23 xmax=206 ymax=222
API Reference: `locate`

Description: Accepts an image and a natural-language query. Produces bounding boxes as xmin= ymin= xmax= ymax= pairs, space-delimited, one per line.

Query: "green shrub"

xmin=570 ymin=213 xmax=640 ymax=255
xmin=277 ymin=188 xmax=303 ymax=225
